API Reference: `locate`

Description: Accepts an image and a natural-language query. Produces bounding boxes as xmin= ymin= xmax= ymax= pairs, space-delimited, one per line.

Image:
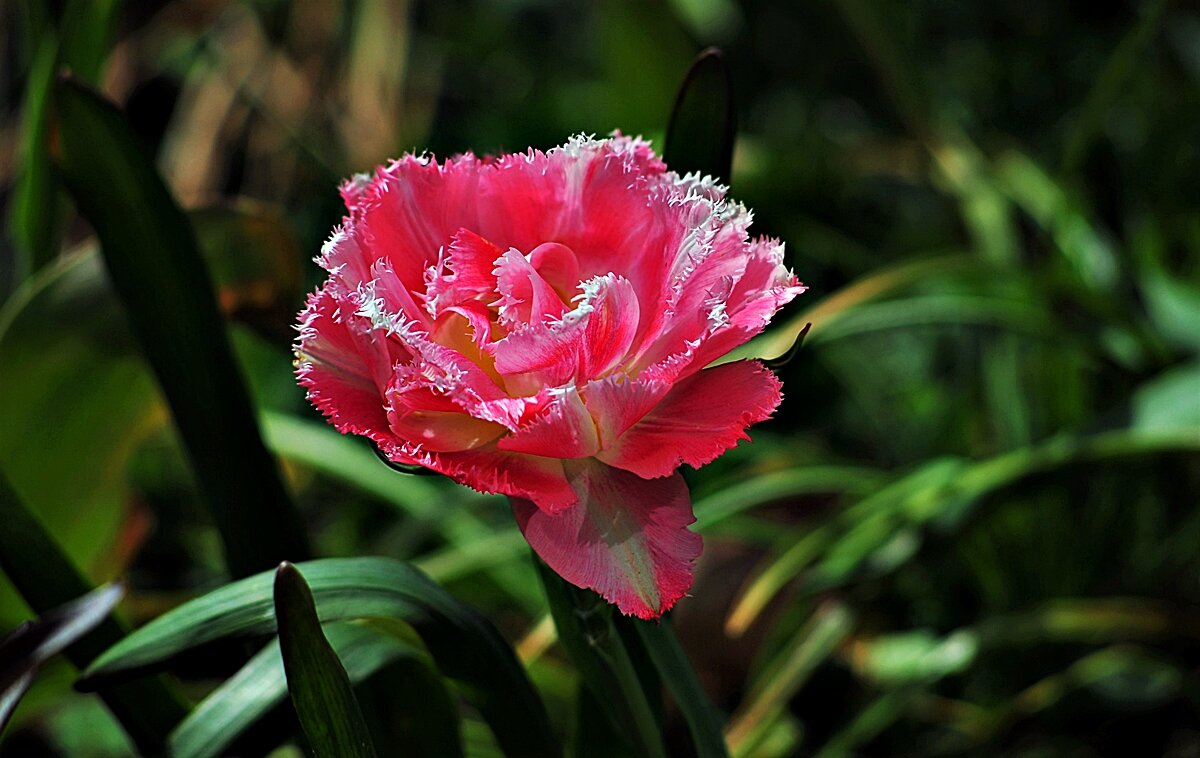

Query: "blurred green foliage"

xmin=1 ymin=0 xmax=1199 ymax=755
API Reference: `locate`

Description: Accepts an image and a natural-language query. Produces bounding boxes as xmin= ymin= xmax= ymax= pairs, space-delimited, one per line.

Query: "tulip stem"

xmin=533 ymin=556 xmax=667 ymax=758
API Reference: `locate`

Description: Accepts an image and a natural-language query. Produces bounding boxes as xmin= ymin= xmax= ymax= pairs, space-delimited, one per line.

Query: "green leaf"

xmin=170 ymin=620 xmax=460 ymax=758
xmin=52 ymin=75 xmax=310 ymax=576
xmin=534 ymin=558 xmax=665 ymax=758
xmin=633 ymin=620 xmax=729 ymax=758
xmin=0 ymin=251 xmax=161 ymax=612
xmin=0 ymin=584 xmax=123 ymax=734
xmin=664 ymin=48 xmax=736 ymax=183
xmin=0 ymin=470 xmax=188 ymax=753
xmin=57 ymin=0 xmax=122 ymax=84
xmin=9 ymin=31 xmax=63 ymax=277
xmin=728 ymin=429 xmax=1200 ymax=634
xmin=1133 ymin=361 xmax=1200 ymax=432
xmin=274 ymin=563 xmax=377 ymax=758
xmin=9 ymin=0 xmax=121 ymax=279
xmin=81 ymin=556 xmax=560 ymax=758
xmin=853 ymin=629 xmax=978 ymax=687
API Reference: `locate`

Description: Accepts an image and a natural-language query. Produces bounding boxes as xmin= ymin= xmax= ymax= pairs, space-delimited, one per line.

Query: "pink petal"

xmin=512 ymin=459 xmax=702 ymax=618
xmin=416 ymin=445 xmax=577 ymax=513
xmin=353 ymin=154 xmax=481 ymax=293
xmin=386 ymin=383 xmax=507 ymax=453
xmin=498 ymin=386 xmax=600 ymax=459
xmin=687 ymin=239 xmax=805 ymax=370
xmin=528 ymin=242 xmax=580 ymax=300
xmin=295 ymin=288 xmax=404 ymax=451
xmin=490 ymin=316 xmax=585 ymax=395
xmin=426 ymin=228 xmax=505 ymax=315
xmin=580 ymin=274 xmax=639 ymax=379
xmin=493 ymin=248 xmax=568 ymax=326
xmin=581 ymin=373 xmax=670 ymax=449
xmin=596 ymin=360 xmax=783 ymax=479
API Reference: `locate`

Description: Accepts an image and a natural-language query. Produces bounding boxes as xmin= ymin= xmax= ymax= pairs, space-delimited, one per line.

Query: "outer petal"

xmin=295 ymin=288 xmax=405 ymax=451
xmin=412 ymin=445 xmax=576 ymax=513
xmin=597 ymin=360 xmax=783 ymax=479
xmin=512 ymin=459 xmax=702 ymax=618
xmin=353 ymin=154 xmax=481 ymax=293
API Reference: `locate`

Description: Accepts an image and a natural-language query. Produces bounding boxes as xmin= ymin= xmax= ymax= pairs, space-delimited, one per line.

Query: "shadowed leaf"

xmin=274 ymin=563 xmax=377 ymax=758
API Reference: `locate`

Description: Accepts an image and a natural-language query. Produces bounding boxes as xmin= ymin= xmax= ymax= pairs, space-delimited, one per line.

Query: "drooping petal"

xmin=512 ymin=459 xmax=702 ymax=618
xmin=597 ymin=360 xmax=783 ymax=479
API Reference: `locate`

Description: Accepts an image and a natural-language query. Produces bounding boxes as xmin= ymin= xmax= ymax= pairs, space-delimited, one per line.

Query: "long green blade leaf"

xmin=52 ymin=75 xmax=310 ymax=576
xmin=0 ymin=470 xmax=188 ymax=752
xmin=274 ymin=563 xmax=377 ymax=758
xmin=81 ymin=556 xmax=559 ymax=758
xmin=664 ymin=47 xmax=736 ymax=183
xmin=634 ymin=620 xmax=729 ymax=758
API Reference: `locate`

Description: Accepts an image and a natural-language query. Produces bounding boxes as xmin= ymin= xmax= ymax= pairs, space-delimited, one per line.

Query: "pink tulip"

xmin=295 ymin=135 xmax=804 ymax=618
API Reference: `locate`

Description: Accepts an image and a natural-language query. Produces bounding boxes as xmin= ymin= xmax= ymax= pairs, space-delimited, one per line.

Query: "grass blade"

xmin=726 ymin=602 xmax=854 ymax=757
xmin=81 ymin=556 xmax=560 ymax=758
xmin=9 ymin=32 xmax=63 ymax=277
xmin=664 ymin=47 xmax=736 ymax=183
xmin=274 ymin=563 xmax=377 ymax=758
xmin=52 ymin=75 xmax=310 ymax=576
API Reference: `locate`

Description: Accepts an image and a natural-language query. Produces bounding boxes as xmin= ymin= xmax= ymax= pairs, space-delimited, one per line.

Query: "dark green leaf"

xmin=81 ymin=557 xmax=559 ymax=758
xmin=633 ymin=620 xmax=729 ymax=758
xmin=663 ymin=48 xmax=736 ymax=183
xmin=52 ymin=75 xmax=310 ymax=576
xmin=9 ymin=32 xmax=63 ymax=277
xmin=0 ymin=585 xmax=122 ymax=734
xmin=0 ymin=470 xmax=188 ymax=753
xmin=274 ymin=563 xmax=377 ymax=758
xmin=172 ymin=622 xmax=395 ymax=758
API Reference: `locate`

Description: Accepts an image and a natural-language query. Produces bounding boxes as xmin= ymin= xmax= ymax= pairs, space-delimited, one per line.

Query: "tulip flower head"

xmin=296 ymin=134 xmax=804 ymax=618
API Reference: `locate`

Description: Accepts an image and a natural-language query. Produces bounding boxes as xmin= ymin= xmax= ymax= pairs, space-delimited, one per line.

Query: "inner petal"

xmin=493 ymin=248 xmax=568 ymax=326
xmin=528 ymin=242 xmax=581 ymax=302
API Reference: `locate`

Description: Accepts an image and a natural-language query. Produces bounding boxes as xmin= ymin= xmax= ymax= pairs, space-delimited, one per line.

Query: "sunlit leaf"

xmin=0 ymin=584 xmax=122 ymax=734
